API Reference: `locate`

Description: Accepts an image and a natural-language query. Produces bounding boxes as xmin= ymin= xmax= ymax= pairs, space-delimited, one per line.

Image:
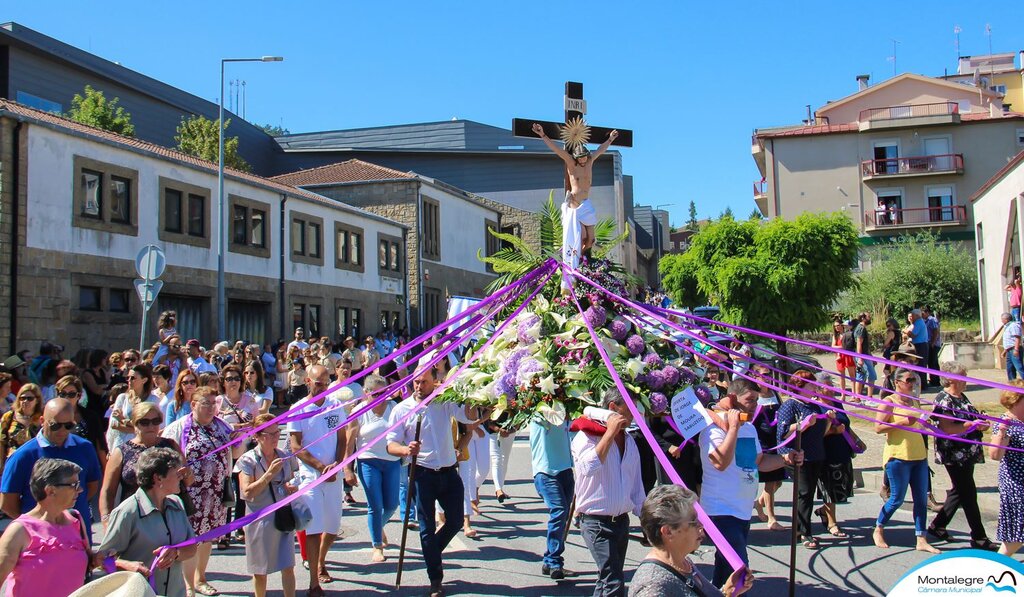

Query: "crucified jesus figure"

xmin=532 ymin=123 xmax=618 ymax=256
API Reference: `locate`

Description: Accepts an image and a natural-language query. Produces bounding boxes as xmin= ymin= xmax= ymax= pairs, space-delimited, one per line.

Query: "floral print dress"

xmin=993 ymin=415 xmax=1024 ymax=543
xmin=164 ymin=416 xmax=231 ymax=535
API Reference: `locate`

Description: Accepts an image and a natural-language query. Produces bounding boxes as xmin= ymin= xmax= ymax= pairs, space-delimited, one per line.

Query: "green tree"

xmin=748 ymin=209 xmax=764 ymax=221
xmin=175 ymin=115 xmax=250 ymax=172
xmin=67 ymin=85 xmax=135 ymax=137
xmin=662 ymin=212 xmax=859 ymax=352
xmin=840 ymin=232 xmax=978 ymax=321
xmin=686 ymin=200 xmax=698 ymax=231
xmin=259 ymin=123 xmax=290 ymax=136
xmin=719 ymin=206 xmax=735 ymax=220
xmin=659 ymin=252 xmax=707 ymax=308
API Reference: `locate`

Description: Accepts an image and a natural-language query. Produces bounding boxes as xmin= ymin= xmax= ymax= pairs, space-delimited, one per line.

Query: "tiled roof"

xmin=970 ymin=149 xmax=1024 ymax=202
xmin=756 ymin=111 xmax=1024 ymax=139
xmin=270 ymin=159 xmax=416 ymax=186
xmin=0 ymin=99 xmax=403 ymax=227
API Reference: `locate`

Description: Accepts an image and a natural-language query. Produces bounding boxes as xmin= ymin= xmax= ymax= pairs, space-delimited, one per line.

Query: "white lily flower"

xmin=538 ymin=374 xmax=559 ymax=394
xmin=625 ymin=358 xmax=646 ymax=378
xmin=537 ymin=401 xmax=566 ymax=426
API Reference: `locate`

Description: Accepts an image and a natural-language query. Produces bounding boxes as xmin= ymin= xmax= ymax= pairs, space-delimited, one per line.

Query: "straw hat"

xmin=68 ymin=572 xmax=157 ymax=597
xmin=892 ymin=342 xmax=922 ymax=361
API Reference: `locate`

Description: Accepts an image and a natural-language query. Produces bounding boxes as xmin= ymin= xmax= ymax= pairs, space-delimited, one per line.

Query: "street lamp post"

xmin=217 ymin=56 xmax=283 ymax=341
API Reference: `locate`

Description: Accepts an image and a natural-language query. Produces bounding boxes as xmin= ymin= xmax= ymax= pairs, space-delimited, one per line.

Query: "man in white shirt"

xmin=571 ymin=388 xmax=645 ymax=597
xmin=185 ymin=339 xmax=217 ymax=374
xmin=700 ymin=378 xmax=802 ymax=588
xmin=387 ymin=367 xmax=480 ymax=597
xmin=288 ymin=327 xmax=310 ymax=353
xmin=1003 ymin=312 xmax=1024 ymax=381
xmin=288 ymin=364 xmax=354 ymax=594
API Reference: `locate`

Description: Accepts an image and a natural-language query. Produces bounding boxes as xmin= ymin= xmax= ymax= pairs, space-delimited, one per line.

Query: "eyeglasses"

xmin=57 ymin=391 xmax=80 ymax=399
xmin=223 ymin=376 xmax=241 ymax=383
xmin=136 ymin=417 xmax=162 ymax=428
xmin=47 ymin=421 xmax=76 ymax=431
xmin=180 ymin=379 xmax=198 ymax=386
xmin=123 ymin=357 xmax=138 ymax=364
xmin=195 ymin=401 xmax=217 ymax=408
xmin=21 ymin=395 xmax=38 ymax=402
xmin=52 ymin=480 xmax=81 ymax=490
xmin=897 ymin=378 xmax=920 ymax=386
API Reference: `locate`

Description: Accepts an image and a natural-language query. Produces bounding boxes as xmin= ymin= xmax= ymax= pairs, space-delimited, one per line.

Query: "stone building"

xmin=0 ymin=100 xmax=406 ymax=354
xmin=272 ymin=159 xmax=537 ymax=331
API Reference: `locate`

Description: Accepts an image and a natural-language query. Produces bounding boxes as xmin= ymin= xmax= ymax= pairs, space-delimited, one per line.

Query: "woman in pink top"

xmin=0 ymin=458 xmax=106 ymax=597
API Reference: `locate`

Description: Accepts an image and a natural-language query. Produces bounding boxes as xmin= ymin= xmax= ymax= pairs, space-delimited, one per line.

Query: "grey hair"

xmin=727 ymin=378 xmax=758 ymax=396
xmin=1003 ymin=312 xmax=1013 ymax=321
xmin=135 ymin=447 xmax=182 ymax=491
xmin=363 ymin=374 xmax=387 ymax=392
xmin=29 ymin=458 xmax=81 ymax=502
xmin=640 ymin=484 xmax=698 ymax=548
xmin=601 ymin=387 xmax=624 ymax=409
xmin=939 ymin=361 xmax=969 ymax=388
xmin=814 ymin=371 xmax=835 ymax=385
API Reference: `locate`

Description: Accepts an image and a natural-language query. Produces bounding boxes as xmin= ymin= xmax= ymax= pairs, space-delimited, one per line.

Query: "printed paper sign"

xmin=670 ymin=387 xmax=715 ymax=440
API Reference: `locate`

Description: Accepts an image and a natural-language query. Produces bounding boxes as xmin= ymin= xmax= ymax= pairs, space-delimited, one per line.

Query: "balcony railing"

xmin=864 ymin=205 xmax=968 ymax=229
xmin=861 ymin=153 xmax=964 ymax=178
xmin=753 ymin=180 xmax=767 ymax=198
xmin=858 ymin=102 xmax=959 ymax=122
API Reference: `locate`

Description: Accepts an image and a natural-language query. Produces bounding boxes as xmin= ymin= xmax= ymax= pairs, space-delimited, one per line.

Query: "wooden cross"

xmin=512 ymin=81 xmax=633 ymax=150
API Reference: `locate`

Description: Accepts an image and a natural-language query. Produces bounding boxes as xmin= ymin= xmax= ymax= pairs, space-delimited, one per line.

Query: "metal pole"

xmin=216 ymin=59 xmax=226 ymax=341
xmin=138 ymin=278 xmax=150 ymax=352
xmin=396 ymin=412 xmax=424 ymax=588
xmin=788 ymin=427 xmax=803 ymax=597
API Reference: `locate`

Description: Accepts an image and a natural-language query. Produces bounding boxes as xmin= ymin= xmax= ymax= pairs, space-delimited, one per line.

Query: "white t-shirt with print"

xmin=286 ymin=396 xmax=344 ymax=478
xmin=698 ymin=422 xmax=761 ymax=519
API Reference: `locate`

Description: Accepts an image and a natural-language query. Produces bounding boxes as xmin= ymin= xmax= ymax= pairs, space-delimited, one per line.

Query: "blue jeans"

xmin=533 ymin=468 xmax=575 ymax=569
xmin=1013 ymin=307 xmax=1021 ymax=322
xmin=398 ymin=461 xmax=418 ymax=523
xmin=414 ymin=466 xmax=464 ymax=582
xmin=357 ymin=458 xmax=401 ymax=547
xmin=580 ymin=514 xmax=630 ymax=597
xmin=709 ymin=515 xmax=750 ymax=588
xmin=1007 ymin=348 xmax=1024 ymax=381
xmin=877 ymin=458 xmax=929 ymax=535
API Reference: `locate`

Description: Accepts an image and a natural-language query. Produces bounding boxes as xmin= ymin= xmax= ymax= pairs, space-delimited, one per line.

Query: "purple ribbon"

xmin=147 ymin=265 xmax=556 ymax=580
xmin=561 ymin=266 xmax=749 ymax=580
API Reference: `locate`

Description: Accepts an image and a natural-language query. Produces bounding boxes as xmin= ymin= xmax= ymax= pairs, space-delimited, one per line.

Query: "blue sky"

xmin=7 ymin=1 xmax=1023 ymax=226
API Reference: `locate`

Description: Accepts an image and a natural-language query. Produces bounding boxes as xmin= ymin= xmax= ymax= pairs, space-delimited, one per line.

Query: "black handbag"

xmin=221 ymin=476 xmax=235 ymax=507
xmin=258 ymin=454 xmax=296 ymax=532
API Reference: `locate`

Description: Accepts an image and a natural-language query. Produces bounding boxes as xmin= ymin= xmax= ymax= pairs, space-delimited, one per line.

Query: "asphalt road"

xmin=167 ymin=430 xmax=1008 ymax=597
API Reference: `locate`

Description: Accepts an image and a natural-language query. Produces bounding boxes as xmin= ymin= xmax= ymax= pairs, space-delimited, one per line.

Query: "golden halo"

xmin=559 ymin=116 xmax=591 ymax=152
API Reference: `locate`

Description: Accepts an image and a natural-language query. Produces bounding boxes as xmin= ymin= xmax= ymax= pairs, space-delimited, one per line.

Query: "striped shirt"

xmin=571 ymin=430 xmax=646 ymax=517
xmin=387 ymin=397 xmax=473 ymax=470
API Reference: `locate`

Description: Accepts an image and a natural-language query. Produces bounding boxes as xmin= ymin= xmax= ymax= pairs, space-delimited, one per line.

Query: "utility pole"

xmin=888 ymin=39 xmax=900 ymax=78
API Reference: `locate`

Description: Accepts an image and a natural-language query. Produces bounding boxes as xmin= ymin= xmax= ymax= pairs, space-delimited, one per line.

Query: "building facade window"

xmin=422 ymin=197 xmax=441 ymax=260
xmin=290 ymin=212 xmax=325 ymax=266
xmin=229 ymin=196 xmax=271 ymax=258
xmin=109 ymin=289 xmax=131 ymax=313
xmin=926 ymin=185 xmax=957 ymax=222
xmin=72 ymin=156 xmax=138 ymax=235
xmin=977 ymin=223 xmax=984 ymax=251
xmin=158 ymin=177 xmax=210 ymax=248
xmin=380 ymin=310 xmax=401 ymax=332
xmin=292 ymin=302 xmax=322 ymax=337
xmin=334 ymin=223 xmax=365 ymax=273
xmin=79 ymin=287 xmax=101 ymax=311
xmin=423 ymin=287 xmax=443 ymax=330
xmin=376 ymin=233 xmax=402 ymax=278
xmin=484 ymin=219 xmax=500 ymax=273
xmin=1016 ymin=128 xmax=1024 ymax=147
xmin=873 ymin=188 xmax=904 ymax=226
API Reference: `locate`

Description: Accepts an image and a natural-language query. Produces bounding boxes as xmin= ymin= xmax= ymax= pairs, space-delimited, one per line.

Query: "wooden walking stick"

xmin=563 ymin=496 xmax=577 ymax=541
xmin=788 ymin=421 xmax=804 ymax=597
xmin=396 ymin=411 xmax=424 ymax=589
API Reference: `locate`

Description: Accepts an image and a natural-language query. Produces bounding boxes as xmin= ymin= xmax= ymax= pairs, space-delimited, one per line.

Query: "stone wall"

xmin=472 ymin=194 xmax=541 ymax=254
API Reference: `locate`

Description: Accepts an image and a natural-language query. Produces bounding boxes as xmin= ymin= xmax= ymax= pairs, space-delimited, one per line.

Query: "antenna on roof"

xmin=954 ymin=25 xmax=961 ymax=62
xmin=887 ymin=39 xmax=900 ymax=77
xmin=985 ymin=24 xmax=994 ymax=82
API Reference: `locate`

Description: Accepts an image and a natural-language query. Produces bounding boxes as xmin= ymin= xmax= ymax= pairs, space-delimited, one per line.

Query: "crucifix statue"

xmin=513 ymin=82 xmax=632 ymax=287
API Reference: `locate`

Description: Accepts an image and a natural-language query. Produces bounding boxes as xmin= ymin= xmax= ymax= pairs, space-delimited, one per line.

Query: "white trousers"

xmin=488 ymin=433 xmax=515 ymax=493
xmin=459 ymin=432 xmax=488 ymax=514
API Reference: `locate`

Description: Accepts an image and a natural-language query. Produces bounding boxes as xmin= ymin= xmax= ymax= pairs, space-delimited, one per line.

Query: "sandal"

xmin=195 ymin=582 xmax=219 ymax=596
xmin=801 ymin=535 xmax=821 ymax=549
xmin=496 ymin=491 xmax=508 ymax=504
xmin=306 ymin=587 xmax=326 ymax=597
xmin=827 ymin=526 xmax=849 ymax=538
xmin=970 ymin=538 xmax=999 ymax=551
xmin=318 ymin=569 xmax=335 ymax=584
xmin=215 ymin=538 xmax=230 ymax=551
xmin=927 ymin=527 xmax=952 ymax=542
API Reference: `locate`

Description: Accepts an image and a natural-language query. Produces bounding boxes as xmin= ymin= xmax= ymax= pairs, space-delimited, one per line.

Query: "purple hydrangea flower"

xmin=608 ymin=320 xmax=629 ymax=341
xmin=501 ymin=348 xmax=530 ymax=376
xmin=649 ymin=392 xmax=668 ymax=414
xmin=516 ymin=358 xmax=544 ymax=387
xmin=661 ymin=365 xmax=680 ymax=387
xmin=633 ymin=373 xmax=648 ymax=386
xmin=583 ymin=305 xmax=607 ymax=329
xmin=646 ymin=369 xmax=666 ymax=391
xmin=517 ymin=314 xmax=542 ymax=345
xmin=626 ymin=335 xmax=645 ymax=356
xmin=643 ymin=353 xmax=664 ymax=368
xmin=494 ymin=373 xmax=517 ymax=400
xmin=678 ymin=367 xmax=698 ymax=384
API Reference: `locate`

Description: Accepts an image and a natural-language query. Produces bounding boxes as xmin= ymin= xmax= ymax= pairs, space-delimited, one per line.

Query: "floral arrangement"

xmin=438 ymin=259 xmax=708 ymax=430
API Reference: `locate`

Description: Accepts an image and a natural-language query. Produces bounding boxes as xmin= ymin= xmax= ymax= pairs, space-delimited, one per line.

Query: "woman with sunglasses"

xmin=244 ymin=362 xmax=273 ymax=415
xmin=631 ymin=484 xmax=753 ymax=597
xmin=98 ymin=402 xmax=187 ymax=528
xmin=873 ymin=367 xmax=941 ymax=554
xmin=0 ymin=385 xmax=42 ymax=473
xmin=107 ymin=364 xmax=158 ymax=453
xmin=217 ymin=363 xmax=258 ymax=547
xmin=0 ymin=458 xmax=108 ymax=597
xmin=166 ymin=371 xmax=197 ymax=426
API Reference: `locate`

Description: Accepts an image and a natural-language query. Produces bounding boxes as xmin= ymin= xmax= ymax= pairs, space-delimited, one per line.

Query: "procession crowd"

xmin=0 ymin=307 xmax=1021 ymax=597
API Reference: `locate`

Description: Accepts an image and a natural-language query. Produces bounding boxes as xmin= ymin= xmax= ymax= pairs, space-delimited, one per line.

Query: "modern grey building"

xmin=0 ymin=22 xmax=281 ymax=173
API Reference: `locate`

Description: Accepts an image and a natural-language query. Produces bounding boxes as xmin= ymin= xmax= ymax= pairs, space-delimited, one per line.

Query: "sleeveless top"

xmin=0 ymin=411 xmax=40 ymax=459
xmin=4 ymin=511 xmax=88 ymax=597
xmin=118 ymin=438 xmax=177 ymax=502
